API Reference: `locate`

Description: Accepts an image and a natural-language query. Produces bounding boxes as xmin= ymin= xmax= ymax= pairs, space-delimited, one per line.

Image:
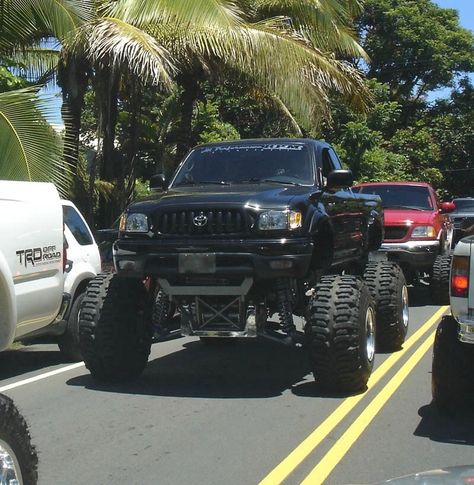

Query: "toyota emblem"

xmin=193 ymin=213 xmax=208 ymax=227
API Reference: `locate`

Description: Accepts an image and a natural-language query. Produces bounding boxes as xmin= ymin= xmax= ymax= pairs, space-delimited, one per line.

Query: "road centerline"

xmin=258 ymin=306 xmax=447 ymax=485
xmin=301 ymin=328 xmax=437 ymax=484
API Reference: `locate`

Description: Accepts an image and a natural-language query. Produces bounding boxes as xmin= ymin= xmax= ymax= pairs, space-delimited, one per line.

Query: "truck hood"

xmin=383 ymin=208 xmax=436 ymax=226
xmin=129 ymin=184 xmax=315 ymax=212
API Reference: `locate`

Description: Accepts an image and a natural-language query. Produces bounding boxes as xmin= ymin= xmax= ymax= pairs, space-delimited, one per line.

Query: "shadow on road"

xmin=414 ymin=403 xmax=474 ymax=445
xmin=408 ymin=285 xmax=436 ymax=308
xmin=0 ymin=346 xmax=69 ymax=382
xmin=66 ymin=338 xmax=353 ymax=400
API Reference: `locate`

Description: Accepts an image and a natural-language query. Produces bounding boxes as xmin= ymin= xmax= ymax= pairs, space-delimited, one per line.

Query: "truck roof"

xmin=0 ymin=180 xmax=60 ymax=203
xmin=195 ymin=138 xmax=331 ymax=149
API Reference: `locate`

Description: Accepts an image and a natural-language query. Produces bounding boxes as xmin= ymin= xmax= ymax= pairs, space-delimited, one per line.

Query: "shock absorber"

xmin=275 ymin=278 xmax=296 ymax=336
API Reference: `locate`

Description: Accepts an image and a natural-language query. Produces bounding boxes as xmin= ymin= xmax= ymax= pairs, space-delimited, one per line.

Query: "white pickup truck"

xmin=432 ymin=235 xmax=474 ymax=413
xmin=0 ymin=181 xmax=101 ymax=360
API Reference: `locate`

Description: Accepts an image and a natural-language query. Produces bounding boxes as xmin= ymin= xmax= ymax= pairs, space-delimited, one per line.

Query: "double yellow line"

xmin=259 ymin=306 xmax=448 ymax=485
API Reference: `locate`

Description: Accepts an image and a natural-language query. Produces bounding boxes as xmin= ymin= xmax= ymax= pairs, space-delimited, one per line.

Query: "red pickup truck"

xmin=353 ymin=182 xmax=454 ymax=303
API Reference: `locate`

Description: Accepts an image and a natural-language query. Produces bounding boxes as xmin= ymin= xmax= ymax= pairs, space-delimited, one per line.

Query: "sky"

xmin=43 ymin=0 xmax=474 ymax=126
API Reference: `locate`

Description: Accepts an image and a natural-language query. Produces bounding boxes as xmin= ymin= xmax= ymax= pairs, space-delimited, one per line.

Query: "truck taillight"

xmin=451 ymin=255 xmax=469 ymax=298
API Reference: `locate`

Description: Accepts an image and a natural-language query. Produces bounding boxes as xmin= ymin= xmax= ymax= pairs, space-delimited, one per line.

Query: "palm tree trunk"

xmin=175 ymin=75 xmax=200 ymax=163
xmin=57 ymin=55 xmax=89 ymax=170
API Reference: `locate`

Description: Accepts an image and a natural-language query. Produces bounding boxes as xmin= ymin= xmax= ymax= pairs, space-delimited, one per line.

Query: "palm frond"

xmin=72 ymin=18 xmax=176 ymax=87
xmin=251 ymin=0 xmax=367 ymax=58
xmin=0 ymin=86 xmax=72 ymax=192
xmin=104 ymin=0 xmax=243 ymax=30
xmin=10 ymin=46 xmax=59 ymax=82
xmin=152 ymin=20 xmax=369 ymax=125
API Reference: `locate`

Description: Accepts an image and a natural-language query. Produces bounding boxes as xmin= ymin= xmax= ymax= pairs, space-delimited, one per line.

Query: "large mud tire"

xmin=0 ymin=394 xmax=38 ymax=485
xmin=57 ymin=293 xmax=84 ymax=362
xmin=432 ymin=315 xmax=474 ymax=414
xmin=305 ymin=275 xmax=376 ymax=393
xmin=363 ymin=262 xmax=409 ymax=351
xmin=431 ymin=253 xmax=452 ymax=305
xmin=79 ymin=274 xmax=153 ymax=383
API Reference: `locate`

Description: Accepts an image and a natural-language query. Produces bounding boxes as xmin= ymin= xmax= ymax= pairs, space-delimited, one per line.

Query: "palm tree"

xmin=69 ymin=0 xmax=369 ymax=171
xmin=0 ymin=0 xmax=92 ymax=191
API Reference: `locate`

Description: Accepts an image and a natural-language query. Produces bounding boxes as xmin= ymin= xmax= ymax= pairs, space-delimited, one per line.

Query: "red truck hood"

xmin=383 ymin=208 xmax=436 ymax=225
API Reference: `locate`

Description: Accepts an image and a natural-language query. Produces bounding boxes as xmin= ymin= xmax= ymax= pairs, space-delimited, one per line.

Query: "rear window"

xmin=63 ymin=205 xmax=93 ymax=246
xmin=356 ymin=185 xmax=433 ymax=210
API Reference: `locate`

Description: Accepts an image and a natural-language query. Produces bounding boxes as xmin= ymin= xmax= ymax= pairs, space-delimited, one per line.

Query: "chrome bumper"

xmin=380 ymin=240 xmax=440 ymax=269
xmin=456 ymin=317 xmax=474 ymax=344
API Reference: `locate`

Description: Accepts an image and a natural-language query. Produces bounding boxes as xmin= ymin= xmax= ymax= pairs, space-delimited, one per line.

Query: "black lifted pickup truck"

xmin=79 ymin=139 xmax=409 ymax=393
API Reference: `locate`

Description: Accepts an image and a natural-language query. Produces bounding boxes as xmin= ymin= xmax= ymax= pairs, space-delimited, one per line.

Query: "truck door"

xmin=318 ymin=148 xmax=359 ymax=260
xmin=1 ymin=182 xmax=64 ymax=337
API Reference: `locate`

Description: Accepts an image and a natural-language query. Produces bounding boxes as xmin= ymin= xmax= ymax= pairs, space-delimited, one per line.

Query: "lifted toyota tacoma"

xmin=79 ymin=139 xmax=409 ymax=393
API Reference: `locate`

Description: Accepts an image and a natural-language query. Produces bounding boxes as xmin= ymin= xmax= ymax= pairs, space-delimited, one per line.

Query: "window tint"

xmin=63 ymin=205 xmax=93 ymax=246
xmin=358 ymin=185 xmax=433 ymax=210
xmin=172 ymin=143 xmax=314 ymax=186
xmin=328 ymin=149 xmax=343 ymax=170
xmin=321 ymin=149 xmax=334 ymax=179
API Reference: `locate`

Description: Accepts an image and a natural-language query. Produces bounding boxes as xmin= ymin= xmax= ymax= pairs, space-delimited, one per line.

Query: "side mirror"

xmin=440 ymin=201 xmax=455 ymax=213
xmin=150 ymin=173 xmax=167 ymax=191
xmin=327 ymin=169 xmax=354 ymax=189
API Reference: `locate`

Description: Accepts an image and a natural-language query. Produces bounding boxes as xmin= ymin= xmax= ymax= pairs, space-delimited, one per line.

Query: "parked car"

xmin=448 ymin=197 xmax=474 ymax=246
xmin=353 ymin=181 xmax=454 ymax=303
xmin=432 ymin=235 xmax=474 ymax=414
xmin=59 ymin=200 xmax=102 ymax=359
xmin=0 ymin=181 xmax=101 ymax=361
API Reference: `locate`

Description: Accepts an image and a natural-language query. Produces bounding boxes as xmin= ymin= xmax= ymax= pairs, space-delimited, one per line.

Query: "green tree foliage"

xmin=193 ymin=101 xmax=240 ymax=145
xmin=360 ymin=0 xmax=474 ymax=101
xmin=322 ymin=0 xmax=473 ymax=194
xmin=429 ymin=78 xmax=474 ymax=197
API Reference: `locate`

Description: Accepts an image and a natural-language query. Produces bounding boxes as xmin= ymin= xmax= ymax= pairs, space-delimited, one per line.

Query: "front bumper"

xmin=380 ymin=240 xmax=440 ymax=270
xmin=114 ymin=237 xmax=313 ymax=280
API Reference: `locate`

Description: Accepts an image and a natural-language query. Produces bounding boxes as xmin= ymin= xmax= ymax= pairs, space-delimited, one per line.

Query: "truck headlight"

xmin=120 ymin=213 xmax=149 ymax=233
xmin=257 ymin=210 xmax=302 ymax=231
xmin=411 ymin=225 xmax=436 ymax=238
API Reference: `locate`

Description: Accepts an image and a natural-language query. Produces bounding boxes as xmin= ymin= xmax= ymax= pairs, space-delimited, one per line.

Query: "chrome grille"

xmin=156 ymin=209 xmax=249 ymax=236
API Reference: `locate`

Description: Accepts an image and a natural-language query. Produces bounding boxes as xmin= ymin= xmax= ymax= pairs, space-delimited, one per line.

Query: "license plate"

xmin=179 ymin=253 xmax=216 ymax=274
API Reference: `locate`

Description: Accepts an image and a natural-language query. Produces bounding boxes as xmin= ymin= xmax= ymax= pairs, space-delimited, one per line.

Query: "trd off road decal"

xmin=16 ymin=245 xmax=61 ymax=267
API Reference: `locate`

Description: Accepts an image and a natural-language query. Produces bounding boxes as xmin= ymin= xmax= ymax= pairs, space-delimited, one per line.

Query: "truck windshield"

xmin=453 ymin=199 xmax=474 ymax=212
xmin=356 ymin=185 xmax=433 ymax=210
xmin=172 ymin=143 xmax=314 ymax=186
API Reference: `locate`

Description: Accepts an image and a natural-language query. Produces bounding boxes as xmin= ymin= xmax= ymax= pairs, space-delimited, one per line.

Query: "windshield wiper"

xmin=239 ymin=178 xmax=301 ymax=186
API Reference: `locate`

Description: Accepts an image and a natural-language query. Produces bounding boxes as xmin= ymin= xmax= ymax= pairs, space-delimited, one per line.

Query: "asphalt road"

xmin=1 ymin=286 xmax=474 ymax=485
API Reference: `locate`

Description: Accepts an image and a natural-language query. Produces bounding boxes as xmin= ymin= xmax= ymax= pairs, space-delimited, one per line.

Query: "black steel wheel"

xmin=363 ymin=262 xmax=409 ymax=351
xmin=432 ymin=315 xmax=474 ymax=414
xmin=305 ymin=275 xmax=375 ymax=393
xmin=0 ymin=394 xmax=38 ymax=485
xmin=431 ymin=253 xmax=452 ymax=305
xmin=79 ymin=274 xmax=153 ymax=382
